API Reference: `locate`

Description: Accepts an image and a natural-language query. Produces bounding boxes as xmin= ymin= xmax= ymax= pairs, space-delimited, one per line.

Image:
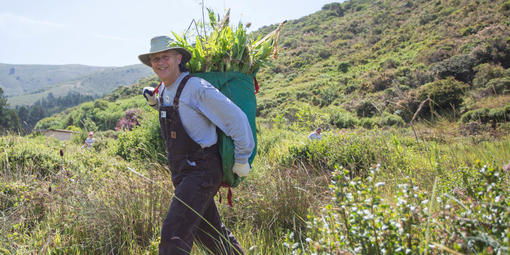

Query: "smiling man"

xmin=139 ymin=35 xmax=253 ymax=255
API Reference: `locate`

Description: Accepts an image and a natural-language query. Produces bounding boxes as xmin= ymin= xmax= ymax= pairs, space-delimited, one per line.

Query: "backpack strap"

xmin=173 ymin=75 xmax=192 ymax=109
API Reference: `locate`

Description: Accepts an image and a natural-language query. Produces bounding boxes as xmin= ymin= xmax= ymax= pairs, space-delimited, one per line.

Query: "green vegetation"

xmin=0 ymin=88 xmax=20 ymax=134
xmin=2 ymin=0 xmax=510 ymax=254
xmin=0 ymin=64 xmax=106 ymax=97
xmin=1 ymin=120 xmax=508 ymax=254
xmin=172 ymin=9 xmax=285 ymax=74
xmin=3 ymin=64 xmax=153 ymax=106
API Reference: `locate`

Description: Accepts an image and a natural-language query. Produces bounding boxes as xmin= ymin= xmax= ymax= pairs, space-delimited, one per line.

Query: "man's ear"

xmin=176 ymin=53 xmax=183 ymax=65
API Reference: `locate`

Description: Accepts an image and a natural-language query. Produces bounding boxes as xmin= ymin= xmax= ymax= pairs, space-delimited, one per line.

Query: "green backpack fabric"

xmin=192 ymin=71 xmax=257 ymax=188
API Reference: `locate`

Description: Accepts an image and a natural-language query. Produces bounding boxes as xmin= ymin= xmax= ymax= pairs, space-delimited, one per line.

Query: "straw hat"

xmin=138 ymin=36 xmax=192 ymax=67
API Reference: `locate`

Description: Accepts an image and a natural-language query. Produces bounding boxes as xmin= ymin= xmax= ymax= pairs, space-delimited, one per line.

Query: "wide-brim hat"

xmin=138 ymin=36 xmax=192 ymax=67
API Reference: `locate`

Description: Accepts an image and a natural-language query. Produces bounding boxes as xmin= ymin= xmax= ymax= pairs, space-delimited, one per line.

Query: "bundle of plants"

xmin=170 ymin=9 xmax=286 ymax=75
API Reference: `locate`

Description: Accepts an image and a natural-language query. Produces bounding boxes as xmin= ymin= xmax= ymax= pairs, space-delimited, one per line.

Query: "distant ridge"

xmin=0 ymin=63 xmax=154 ymax=106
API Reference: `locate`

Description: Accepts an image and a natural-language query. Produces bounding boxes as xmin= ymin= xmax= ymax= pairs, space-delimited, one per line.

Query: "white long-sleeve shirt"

xmin=159 ymin=72 xmax=255 ymax=164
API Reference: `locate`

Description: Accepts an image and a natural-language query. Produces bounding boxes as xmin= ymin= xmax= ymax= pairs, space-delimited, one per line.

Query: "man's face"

xmin=150 ymin=50 xmax=182 ymax=82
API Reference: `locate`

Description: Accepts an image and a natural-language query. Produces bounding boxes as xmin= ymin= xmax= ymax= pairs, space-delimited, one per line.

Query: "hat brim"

xmin=138 ymin=48 xmax=191 ymax=67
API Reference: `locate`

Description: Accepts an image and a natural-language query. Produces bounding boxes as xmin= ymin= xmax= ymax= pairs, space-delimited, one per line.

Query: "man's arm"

xmin=193 ymin=80 xmax=255 ymax=165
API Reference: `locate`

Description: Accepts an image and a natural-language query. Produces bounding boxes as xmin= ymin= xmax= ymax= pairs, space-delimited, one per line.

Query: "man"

xmin=82 ymin=131 xmax=95 ymax=149
xmin=308 ymin=127 xmax=322 ymax=140
xmin=139 ymin=35 xmax=254 ymax=255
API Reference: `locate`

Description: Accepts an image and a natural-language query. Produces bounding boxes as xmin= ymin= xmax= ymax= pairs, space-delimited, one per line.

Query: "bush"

xmin=337 ymin=61 xmax=350 ymax=73
xmin=472 ymin=63 xmax=505 ymax=88
xmin=287 ymin=163 xmax=509 ymax=254
xmin=33 ymin=116 xmax=65 ymax=130
xmin=329 ymin=110 xmax=358 ymax=129
xmin=432 ymin=54 xmax=479 ymax=83
xmin=318 ymin=49 xmax=332 ymax=59
xmin=0 ymin=136 xmax=63 ymax=177
xmin=501 ymin=0 xmax=510 ymax=14
xmin=417 ymin=77 xmax=469 ymax=116
xmin=379 ymin=112 xmax=405 ymax=127
xmin=358 ymin=117 xmax=378 ymax=129
xmin=283 ymin=133 xmax=379 ymax=174
xmin=485 ymin=77 xmax=510 ymax=95
xmin=370 ymin=73 xmax=393 ymax=92
xmin=460 ymin=104 xmax=510 ymax=124
xmin=114 ymin=111 xmax=166 ymax=164
xmin=356 ymin=100 xmax=378 ymax=118
xmin=322 ymin=2 xmax=344 ymax=17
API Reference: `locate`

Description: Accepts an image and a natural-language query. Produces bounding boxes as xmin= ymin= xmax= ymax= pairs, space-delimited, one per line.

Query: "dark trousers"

xmin=159 ymin=153 xmax=243 ymax=255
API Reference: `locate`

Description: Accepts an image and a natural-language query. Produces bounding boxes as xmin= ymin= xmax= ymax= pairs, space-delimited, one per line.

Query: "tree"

xmin=0 ymin=88 xmax=21 ymax=133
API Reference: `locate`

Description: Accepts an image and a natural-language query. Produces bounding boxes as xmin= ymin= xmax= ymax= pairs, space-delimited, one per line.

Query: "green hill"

xmin=252 ymin=0 xmax=510 ymax=123
xmin=38 ymin=0 xmax=510 ymax=132
xmin=1 ymin=63 xmax=153 ymax=106
xmin=3 ymin=0 xmax=510 ymax=254
xmin=0 ymin=63 xmax=105 ymax=96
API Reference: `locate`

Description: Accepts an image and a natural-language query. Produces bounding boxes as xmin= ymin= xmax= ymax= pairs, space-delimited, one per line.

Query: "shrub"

xmin=0 ymin=136 xmax=63 ymax=177
xmin=318 ymin=49 xmax=332 ymax=59
xmin=432 ymin=54 xmax=479 ymax=83
xmin=322 ymin=2 xmax=344 ymax=17
xmin=115 ymin=108 xmax=142 ymax=131
xmin=472 ymin=63 xmax=505 ymax=88
xmin=502 ymin=0 xmax=510 ymax=14
xmin=379 ymin=112 xmax=405 ymax=127
xmin=356 ymin=100 xmax=378 ymax=118
xmin=286 ymin=163 xmax=509 ymax=254
xmin=114 ymin=111 xmax=166 ymax=164
xmin=337 ymin=61 xmax=350 ymax=73
xmin=460 ymin=104 xmax=510 ymax=124
xmin=329 ymin=110 xmax=358 ymax=129
xmin=460 ymin=108 xmax=491 ymax=123
xmin=417 ymin=77 xmax=469 ymax=116
xmin=461 ymin=26 xmax=477 ymax=36
xmin=283 ymin=133 xmax=378 ymax=174
xmin=485 ymin=77 xmax=510 ymax=95
xmin=371 ymin=73 xmax=393 ymax=92
xmin=33 ymin=116 xmax=65 ymax=130
xmin=358 ymin=117 xmax=378 ymax=129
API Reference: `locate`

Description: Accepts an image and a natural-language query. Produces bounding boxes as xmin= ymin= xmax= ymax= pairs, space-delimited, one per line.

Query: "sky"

xmin=0 ymin=0 xmax=341 ymax=67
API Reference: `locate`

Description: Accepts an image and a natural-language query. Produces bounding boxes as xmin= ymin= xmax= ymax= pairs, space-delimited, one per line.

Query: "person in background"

xmin=308 ymin=127 xmax=322 ymax=140
xmin=82 ymin=131 xmax=95 ymax=149
xmin=140 ymin=35 xmax=254 ymax=255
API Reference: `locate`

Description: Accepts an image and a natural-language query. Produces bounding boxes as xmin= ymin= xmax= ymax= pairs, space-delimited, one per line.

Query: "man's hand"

xmin=232 ymin=162 xmax=250 ymax=177
xmin=143 ymin=87 xmax=157 ymax=107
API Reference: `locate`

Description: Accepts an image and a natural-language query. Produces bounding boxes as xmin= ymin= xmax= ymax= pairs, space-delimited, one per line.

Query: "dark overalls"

xmin=158 ymin=75 xmax=243 ymax=255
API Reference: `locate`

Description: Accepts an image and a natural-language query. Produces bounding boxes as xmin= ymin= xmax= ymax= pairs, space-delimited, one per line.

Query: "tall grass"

xmin=1 ymin=120 xmax=509 ymax=254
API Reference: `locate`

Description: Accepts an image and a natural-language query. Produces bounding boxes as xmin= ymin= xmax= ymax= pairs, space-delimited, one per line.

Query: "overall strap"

xmin=173 ymin=75 xmax=192 ymax=109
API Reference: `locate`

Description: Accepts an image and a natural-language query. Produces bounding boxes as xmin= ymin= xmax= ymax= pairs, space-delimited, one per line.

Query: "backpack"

xmin=192 ymin=71 xmax=258 ymax=188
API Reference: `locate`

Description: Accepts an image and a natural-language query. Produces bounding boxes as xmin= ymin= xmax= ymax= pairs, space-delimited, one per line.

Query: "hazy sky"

xmin=0 ymin=0 xmax=341 ymax=67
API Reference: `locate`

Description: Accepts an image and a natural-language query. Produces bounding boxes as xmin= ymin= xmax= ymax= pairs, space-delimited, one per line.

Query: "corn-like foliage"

xmin=170 ymin=9 xmax=285 ymax=74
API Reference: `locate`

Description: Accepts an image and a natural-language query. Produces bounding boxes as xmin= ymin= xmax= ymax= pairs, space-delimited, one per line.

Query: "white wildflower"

xmin=375 ymin=182 xmax=385 ymax=187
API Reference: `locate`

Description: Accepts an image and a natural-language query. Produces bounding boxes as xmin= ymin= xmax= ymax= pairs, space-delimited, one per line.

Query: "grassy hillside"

xmin=0 ymin=63 xmax=105 ymax=96
xmin=2 ymin=64 xmax=153 ymax=106
xmin=253 ymin=0 xmax=510 ymax=126
xmin=2 ymin=0 xmax=510 ymax=254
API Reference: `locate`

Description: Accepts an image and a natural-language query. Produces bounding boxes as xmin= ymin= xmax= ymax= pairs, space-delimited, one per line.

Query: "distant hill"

xmin=35 ymin=0 xmax=510 ymax=132
xmin=0 ymin=63 xmax=154 ymax=106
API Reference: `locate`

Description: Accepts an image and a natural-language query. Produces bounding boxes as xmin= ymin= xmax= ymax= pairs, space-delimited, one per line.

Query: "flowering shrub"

xmin=115 ymin=108 xmax=141 ymax=131
xmin=284 ymin=163 xmax=509 ymax=254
